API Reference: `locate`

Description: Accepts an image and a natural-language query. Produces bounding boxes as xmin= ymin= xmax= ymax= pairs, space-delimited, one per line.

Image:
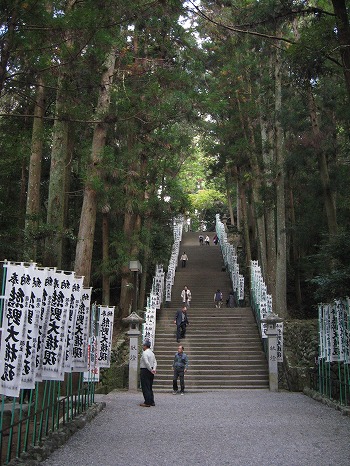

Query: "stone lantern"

xmin=261 ymin=313 xmax=283 ymax=392
xmin=122 ymin=311 xmax=144 ymax=391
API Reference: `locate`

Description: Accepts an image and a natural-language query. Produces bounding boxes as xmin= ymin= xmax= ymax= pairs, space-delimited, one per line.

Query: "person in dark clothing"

xmin=139 ymin=340 xmax=157 ymax=407
xmin=172 ymin=345 xmax=189 ymax=395
xmin=226 ymin=290 xmax=235 ymax=308
xmin=174 ymin=306 xmax=189 ymax=342
xmin=214 ymin=289 xmax=223 ymax=308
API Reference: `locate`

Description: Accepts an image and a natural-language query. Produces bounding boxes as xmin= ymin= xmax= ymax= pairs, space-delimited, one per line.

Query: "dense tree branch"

xmin=187 ymin=1 xmax=343 ymax=68
xmin=187 ymin=1 xmax=296 ymax=44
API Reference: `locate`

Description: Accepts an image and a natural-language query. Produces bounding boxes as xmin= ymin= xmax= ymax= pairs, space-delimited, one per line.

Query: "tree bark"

xmin=274 ymin=42 xmax=288 ymax=319
xmin=331 ymin=0 xmax=350 ymax=100
xmin=74 ymin=47 xmax=117 ymax=285
xmin=308 ymin=88 xmax=338 ymax=235
xmin=259 ymin=92 xmax=277 ymax=305
xmin=25 ymin=76 xmax=46 ymax=261
xmin=236 ymin=92 xmax=267 ymax=275
xmin=239 ymin=180 xmax=252 ymax=268
xmin=45 ymin=73 xmax=69 ymax=267
xmin=102 ymin=209 xmax=110 ymax=305
xmin=225 ymin=166 xmax=235 ymax=226
xmin=288 ymin=183 xmax=302 ymax=309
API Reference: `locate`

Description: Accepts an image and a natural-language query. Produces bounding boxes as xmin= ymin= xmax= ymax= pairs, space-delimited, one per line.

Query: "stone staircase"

xmin=153 ymin=231 xmax=269 ymax=391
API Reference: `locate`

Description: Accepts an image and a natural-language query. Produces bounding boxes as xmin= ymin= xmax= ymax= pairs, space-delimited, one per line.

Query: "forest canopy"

xmin=0 ymin=0 xmax=349 ymax=318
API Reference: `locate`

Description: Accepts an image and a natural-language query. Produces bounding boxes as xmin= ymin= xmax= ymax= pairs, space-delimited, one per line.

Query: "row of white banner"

xmin=319 ymin=299 xmax=350 ymax=363
xmin=0 ymin=262 xmax=114 ymax=397
xmin=142 ymin=265 xmax=165 ymax=350
xmin=250 ymin=260 xmax=283 ymax=362
xmin=215 ymin=214 xmax=244 ymax=300
xmin=165 ymin=217 xmax=183 ymax=303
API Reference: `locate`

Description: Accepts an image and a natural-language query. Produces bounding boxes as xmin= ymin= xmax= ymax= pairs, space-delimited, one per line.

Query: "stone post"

xmin=122 ymin=311 xmax=144 ymax=391
xmin=261 ymin=313 xmax=283 ymax=392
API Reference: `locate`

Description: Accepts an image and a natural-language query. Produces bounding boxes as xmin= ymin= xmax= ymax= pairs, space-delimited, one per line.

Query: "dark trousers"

xmin=182 ymin=260 xmax=186 ymax=267
xmin=140 ymin=368 xmax=154 ymax=405
xmin=173 ymin=367 xmax=185 ymax=392
xmin=176 ymin=323 xmax=186 ymax=340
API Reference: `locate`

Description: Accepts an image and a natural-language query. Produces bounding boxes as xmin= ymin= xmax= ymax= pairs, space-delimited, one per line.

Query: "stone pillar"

xmin=127 ymin=328 xmax=140 ymax=391
xmin=262 ymin=313 xmax=283 ymax=392
xmin=122 ymin=311 xmax=144 ymax=392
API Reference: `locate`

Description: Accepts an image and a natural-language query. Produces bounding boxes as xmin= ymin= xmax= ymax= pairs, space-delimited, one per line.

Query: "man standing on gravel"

xmin=139 ymin=340 xmax=157 ymax=407
xmin=172 ymin=345 xmax=189 ymax=395
xmin=174 ymin=305 xmax=189 ymax=342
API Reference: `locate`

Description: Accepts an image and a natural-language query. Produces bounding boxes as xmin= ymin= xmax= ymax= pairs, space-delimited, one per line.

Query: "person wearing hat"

xmin=139 ymin=340 xmax=157 ymax=407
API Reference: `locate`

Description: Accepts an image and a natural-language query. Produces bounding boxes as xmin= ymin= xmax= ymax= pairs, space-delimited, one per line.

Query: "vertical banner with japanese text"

xmin=21 ymin=266 xmax=47 ymax=389
xmin=71 ymin=288 xmax=92 ymax=372
xmin=0 ymin=263 xmax=33 ymax=396
xmin=97 ymin=306 xmax=115 ymax=368
xmin=41 ymin=271 xmax=76 ymax=380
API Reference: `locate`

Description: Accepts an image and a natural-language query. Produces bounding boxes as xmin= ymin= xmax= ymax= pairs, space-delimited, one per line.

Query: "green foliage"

xmin=309 ymin=232 xmax=350 ymax=302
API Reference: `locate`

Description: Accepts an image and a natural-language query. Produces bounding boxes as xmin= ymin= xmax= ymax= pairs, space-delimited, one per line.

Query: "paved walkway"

xmin=41 ymin=389 xmax=350 ymax=466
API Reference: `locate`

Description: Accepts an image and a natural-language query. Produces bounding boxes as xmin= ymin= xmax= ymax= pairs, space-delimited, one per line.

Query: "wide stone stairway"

xmin=153 ymin=231 xmax=269 ymax=391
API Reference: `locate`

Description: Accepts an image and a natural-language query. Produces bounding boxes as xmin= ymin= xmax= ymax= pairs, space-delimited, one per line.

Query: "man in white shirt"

xmin=180 ymin=252 xmax=188 ymax=268
xmin=139 ymin=340 xmax=157 ymax=407
xmin=181 ymin=286 xmax=191 ymax=307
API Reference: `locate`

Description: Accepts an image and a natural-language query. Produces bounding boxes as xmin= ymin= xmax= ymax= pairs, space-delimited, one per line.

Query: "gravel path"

xmin=41 ymin=389 xmax=350 ymax=466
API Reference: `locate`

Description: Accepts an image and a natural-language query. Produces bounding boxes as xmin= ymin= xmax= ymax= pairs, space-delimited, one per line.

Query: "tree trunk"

xmin=331 ymin=0 xmax=350 ymax=100
xmin=0 ymin=4 xmax=18 ymax=95
xmin=274 ymin=42 xmax=288 ymax=319
xmin=236 ymin=92 xmax=267 ymax=275
xmin=45 ymin=74 xmax=69 ymax=267
xmin=288 ymin=183 xmax=302 ymax=309
xmin=119 ymin=213 xmax=135 ymax=316
xmin=25 ymin=76 xmax=46 ymax=260
xmin=102 ymin=209 xmax=110 ymax=305
xmin=239 ymin=180 xmax=252 ymax=268
xmin=308 ymin=88 xmax=338 ymax=235
xmin=225 ymin=166 xmax=235 ymax=226
xmin=74 ymin=47 xmax=117 ymax=285
xmin=259 ymin=96 xmax=277 ymax=304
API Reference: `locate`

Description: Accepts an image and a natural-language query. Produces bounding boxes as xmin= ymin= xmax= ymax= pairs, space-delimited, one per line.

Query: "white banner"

xmin=97 ymin=306 xmax=115 ymax=368
xmin=238 ymin=275 xmax=244 ymax=301
xmin=0 ymin=264 xmax=33 ymax=396
xmin=83 ymin=336 xmax=99 ymax=382
xmin=35 ymin=268 xmax=56 ymax=382
xmin=277 ymin=322 xmax=283 ymax=362
xmin=71 ymin=288 xmax=92 ymax=372
xmin=63 ymin=277 xmax=84 ymax=373
xmin=21 ymin=266 xmax=47 ymax=389
xmin=41 ymin=271 xmax=76 ymax=380
xmin=142 ymin=299 xmax=156 ymax=350
xmin=319 ymin=301 xmax=350 ymax=363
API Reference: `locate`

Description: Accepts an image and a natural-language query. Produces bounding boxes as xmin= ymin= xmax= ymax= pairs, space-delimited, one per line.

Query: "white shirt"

xmin=140 ymin=348 xmax=157 ymax=372
xmin=181 ymin=288 xmax=191 ymax=301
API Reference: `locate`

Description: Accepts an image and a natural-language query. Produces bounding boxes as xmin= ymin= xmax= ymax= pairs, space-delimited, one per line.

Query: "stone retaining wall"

xmin=280 ymin=319 xmax=319 ymax=391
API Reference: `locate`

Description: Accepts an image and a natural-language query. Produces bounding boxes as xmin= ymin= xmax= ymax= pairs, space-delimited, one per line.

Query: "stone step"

xmin=155 ymin=350 xmax=265 ymax=356
xmin=154 ymin=379 xmax=269 ymax=387
xmin=153 ymin=385 xmax=269 ymax=391
xmin=152 ymin=231 xmax=268 ymax=391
